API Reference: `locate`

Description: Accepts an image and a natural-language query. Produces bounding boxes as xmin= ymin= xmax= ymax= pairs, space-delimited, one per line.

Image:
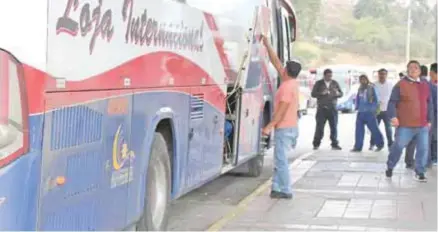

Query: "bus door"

xmin=237 ymin=8 xmax=266 ymax=163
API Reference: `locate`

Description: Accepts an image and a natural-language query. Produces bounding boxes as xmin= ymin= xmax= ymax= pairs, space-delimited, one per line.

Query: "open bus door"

xmin=236 ymin=6 xmax=270 ymax=163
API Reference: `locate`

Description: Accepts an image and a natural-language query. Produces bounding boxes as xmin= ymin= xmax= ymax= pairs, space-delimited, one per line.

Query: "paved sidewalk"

xmin=220 ymin=150 xmax=437 ymax=231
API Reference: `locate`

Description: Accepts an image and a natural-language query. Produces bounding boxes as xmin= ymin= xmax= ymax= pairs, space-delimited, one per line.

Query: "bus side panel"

xmin=126 ymin=86 xmax=225 ymax=224
xmin=126 ymin=88 xmax=191 ymax=223
xmin=198 ymin=85 xmax=225 ymax=181
xmin=37 ymin=91 xmax=133 ymax=230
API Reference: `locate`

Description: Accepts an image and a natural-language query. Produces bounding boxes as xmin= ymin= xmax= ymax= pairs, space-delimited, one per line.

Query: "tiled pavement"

xmin=220 ymin=150 xmax=437 ymax=231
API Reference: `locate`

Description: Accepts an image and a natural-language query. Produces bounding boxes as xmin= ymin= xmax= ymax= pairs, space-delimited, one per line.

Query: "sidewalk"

xmin=219 ymin=149 xmax=437 ymax=231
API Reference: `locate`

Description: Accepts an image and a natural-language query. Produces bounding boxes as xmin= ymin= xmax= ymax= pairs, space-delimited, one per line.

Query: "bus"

xmin=0 ymin=0 xmax=296 ymax=230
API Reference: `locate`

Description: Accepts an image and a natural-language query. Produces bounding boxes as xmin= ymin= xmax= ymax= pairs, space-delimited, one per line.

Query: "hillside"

xmin=293 ymin=0 xmax=436 ymax=69
xmin=292 ymin=41 xmax=413 ymax=69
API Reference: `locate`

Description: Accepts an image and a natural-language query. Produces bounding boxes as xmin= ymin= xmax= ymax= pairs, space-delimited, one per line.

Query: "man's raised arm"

xmin=261 ymin=36 xmax=284 ymax=76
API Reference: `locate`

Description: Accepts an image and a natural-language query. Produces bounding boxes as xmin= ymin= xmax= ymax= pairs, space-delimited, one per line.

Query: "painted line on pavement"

xmin=206 ymin=150 xmax=317 ymax=232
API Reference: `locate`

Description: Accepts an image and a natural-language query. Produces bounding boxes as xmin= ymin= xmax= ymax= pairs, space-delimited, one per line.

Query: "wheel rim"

xmin=149 ymin=159 xmax=167 ymax=228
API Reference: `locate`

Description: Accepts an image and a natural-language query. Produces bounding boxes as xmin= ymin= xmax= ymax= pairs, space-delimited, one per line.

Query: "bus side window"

xmin=280 ymin=7 xmax=290 ymax=63
xmin=288 ymin=15 xmax=296 ymax=42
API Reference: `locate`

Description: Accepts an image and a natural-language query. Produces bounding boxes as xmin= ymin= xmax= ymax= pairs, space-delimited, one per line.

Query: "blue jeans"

xmin=354 ymin=112 xmax=384 ymax=150
xmin=405 ymin=124 xmax=437 ymax=166
xmin=370 ymin=111 xmax=393 ymax=147
xmin=387 ymin=127 xmax=429 ymax=174
xmin=272 ymin=127 xmax=298 ymax=194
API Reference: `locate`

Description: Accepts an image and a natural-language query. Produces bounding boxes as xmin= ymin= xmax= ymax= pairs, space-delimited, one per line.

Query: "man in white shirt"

xmin=369 ymin=69 xmax=393 ymax=150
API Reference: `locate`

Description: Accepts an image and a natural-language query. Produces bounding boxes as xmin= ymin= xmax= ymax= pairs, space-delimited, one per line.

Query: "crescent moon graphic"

xmin=112 ymin=125 xmax=122 ymax=170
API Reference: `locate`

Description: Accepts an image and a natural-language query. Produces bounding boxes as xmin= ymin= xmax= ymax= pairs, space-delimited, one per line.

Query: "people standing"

xmin=311 ymin=69 xmax=343 ymax=150
xmin=399 ymin=72 xmax=405 ymax=79
xmin=351 ymin=74 xmax=384 ymax=152
xmin=260 ymin=35 xmax=300 ymax=199
xmin=385 ymin=60 xmax=433 ymax=182
xmin=369 ymin=69 xmax=394 ymax=150
xmin=404 ymin=65 xmax=429 ymax=168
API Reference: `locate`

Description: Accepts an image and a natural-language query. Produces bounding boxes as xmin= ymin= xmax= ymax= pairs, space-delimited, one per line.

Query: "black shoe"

xmin=405 ymin=163 xmax=414 ymax=169
xmin=351 ymin=149 xmax=361 ymax=152
xmin=369 ymin=145 xmax=375 ymax=151
xmin=375 ymin=146 xmax=384 ymax=152
xmin=270 ymin=191 xmax=293 ymax=199
xmin=313 ymin=146 xmax=319 ymax=150
xmin=332 ymin=145 xmax=342 ymax=150
xmin=414 ymin=173 xmax=427 ymax=182
xmin=385 ymin=168 xmax=393 ymax=178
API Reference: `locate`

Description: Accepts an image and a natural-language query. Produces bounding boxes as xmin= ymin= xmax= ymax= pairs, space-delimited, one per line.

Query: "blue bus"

xmin=0 ymin=0 xmax=297 ymax=230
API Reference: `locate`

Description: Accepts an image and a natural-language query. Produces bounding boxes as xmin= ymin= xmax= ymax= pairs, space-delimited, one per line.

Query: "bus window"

xmin=288 ymin=15 xmax=296 ymax=42
xmin=280 ymin=8 xmax=290 ymax=62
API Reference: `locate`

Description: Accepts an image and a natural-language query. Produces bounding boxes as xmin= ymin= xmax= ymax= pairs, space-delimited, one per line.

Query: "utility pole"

xmin=405 ymin=0 xmax=412 ymax=64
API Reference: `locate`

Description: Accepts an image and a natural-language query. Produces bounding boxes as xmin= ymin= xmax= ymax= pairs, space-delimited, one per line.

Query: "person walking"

xmin=260 ymin=35 xmax=299 ymax=199
xmin=404 ymin=65 xmax=429 ymax=168
xmin=351 ymin=74 xmax=384 ymax=152
xmin=369 ymin=69 xmax=394 ymax=150
xmin=311 ymin=69 xmax=343 ymax=150
xmin=385 ymin=60 xmax=433 ymax=182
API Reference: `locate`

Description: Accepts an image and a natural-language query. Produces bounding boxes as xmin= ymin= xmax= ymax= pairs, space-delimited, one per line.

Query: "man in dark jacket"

xmin=311 ymin=69 xmax=343 ymax=150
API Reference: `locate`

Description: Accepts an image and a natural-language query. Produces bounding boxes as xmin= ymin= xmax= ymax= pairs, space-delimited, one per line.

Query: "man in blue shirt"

xmin=351 ymin=74 xmax=384 ymax=152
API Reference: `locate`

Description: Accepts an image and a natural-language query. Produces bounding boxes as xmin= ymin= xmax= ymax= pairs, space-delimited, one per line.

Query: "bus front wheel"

xmin=137 ymin=132 xmax=171 ymax=231
xmin=247 ymin=108 xmax=269 ymax=177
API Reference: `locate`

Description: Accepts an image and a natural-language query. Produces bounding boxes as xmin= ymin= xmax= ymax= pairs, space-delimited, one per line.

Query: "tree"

xmin=292 ymin=0 xmax=436 ymax=64
xmin=353 ymin=0 xmax=392 ymax=19
xmin=294 ymin=0 xmax=322 ymax=38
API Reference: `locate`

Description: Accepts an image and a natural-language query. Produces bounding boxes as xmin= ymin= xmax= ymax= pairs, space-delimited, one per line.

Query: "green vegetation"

xmin=292 ymin=0 xmax=437 ymax=68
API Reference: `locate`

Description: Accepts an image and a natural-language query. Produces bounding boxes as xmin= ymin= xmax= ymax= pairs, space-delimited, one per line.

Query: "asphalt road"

xmin=167 ymin=109 xmax=362 ymax=231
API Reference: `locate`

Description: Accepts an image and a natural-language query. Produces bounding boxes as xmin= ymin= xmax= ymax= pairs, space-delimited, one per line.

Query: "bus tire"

xmin=248 ymin=155 xmax=264 ymax=177
xmin=136 ymin=132 xmax=171 ymax=231
xmin=248 ymin=108 xmax=268 ymax=177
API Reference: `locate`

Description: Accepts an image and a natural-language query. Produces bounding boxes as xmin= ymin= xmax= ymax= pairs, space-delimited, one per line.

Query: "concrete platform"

xmin=213 ymin=149 xmax=437 ymax=231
